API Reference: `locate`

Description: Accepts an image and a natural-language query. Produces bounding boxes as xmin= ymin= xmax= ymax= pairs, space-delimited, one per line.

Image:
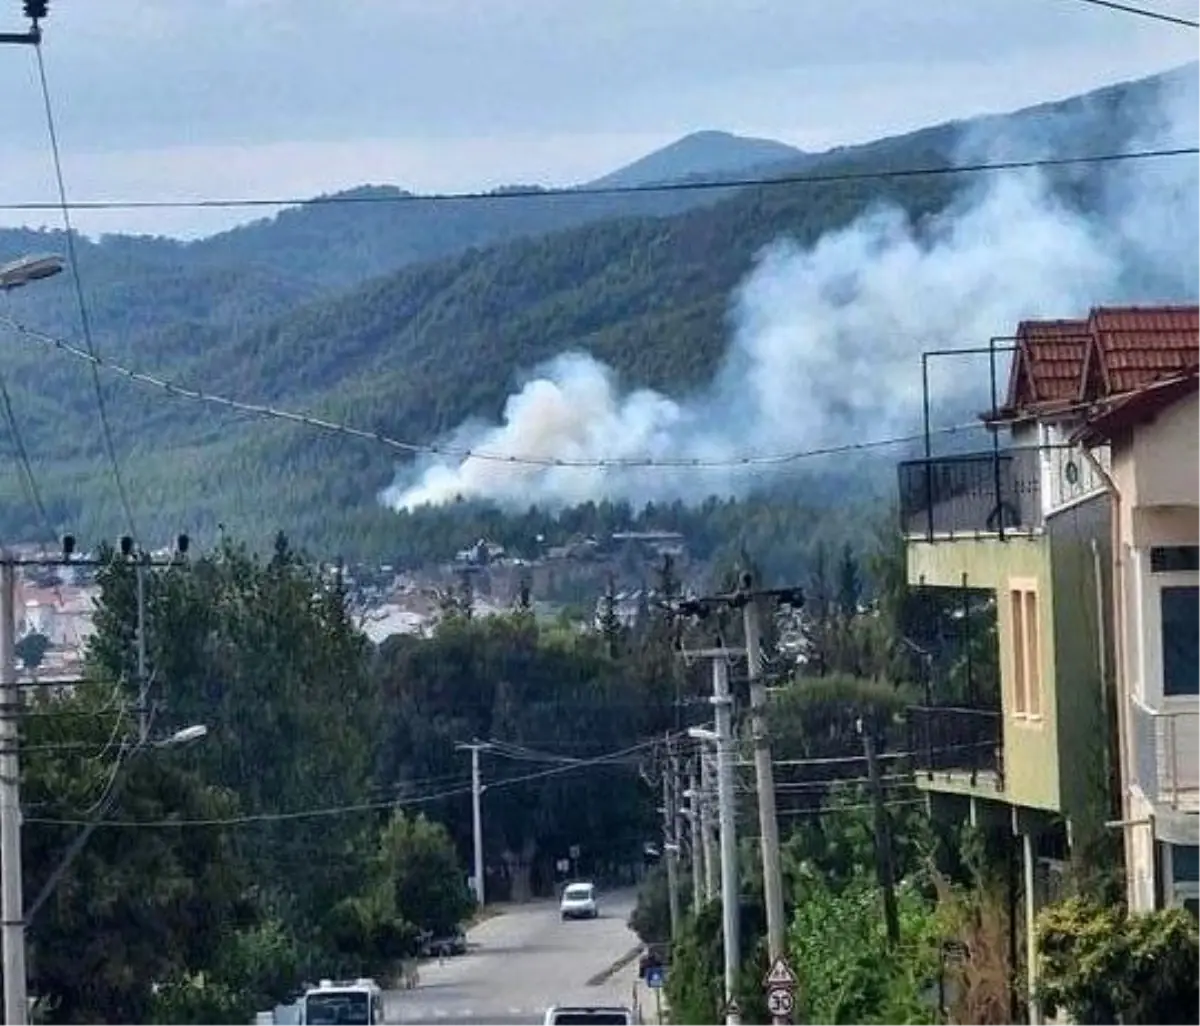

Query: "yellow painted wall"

xmin=908 ymin=535 xmax=1061 ymax=811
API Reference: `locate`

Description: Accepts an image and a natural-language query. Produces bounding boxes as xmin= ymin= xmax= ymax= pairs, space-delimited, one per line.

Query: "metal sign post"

xmin=763 ymin=956 xmax=798 ymax=1025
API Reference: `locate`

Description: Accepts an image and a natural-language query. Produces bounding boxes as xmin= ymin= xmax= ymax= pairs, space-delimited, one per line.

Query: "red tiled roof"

xmin=990 ymin=305 xmax=1199 ymax=422
xmin=1081 ymin=306 xmax=1200 ymax=399
xmin=1005 ymin=319 xmax=1090 ymax=409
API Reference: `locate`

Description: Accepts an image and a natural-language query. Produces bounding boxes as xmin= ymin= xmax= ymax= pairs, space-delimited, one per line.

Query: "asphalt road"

xmin=385 ymin=889 xmax=643 ymax=1025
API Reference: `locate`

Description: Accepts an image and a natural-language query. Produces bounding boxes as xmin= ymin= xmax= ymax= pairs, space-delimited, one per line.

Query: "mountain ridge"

xmin=0 ymin=64 xmax=1193 ymax=556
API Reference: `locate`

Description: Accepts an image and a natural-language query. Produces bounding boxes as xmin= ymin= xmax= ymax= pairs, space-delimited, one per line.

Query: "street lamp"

xmin=158 ymin=724 xmax=208 ymax=747
xmin=0 ymin=253 xmax=63 ymax=292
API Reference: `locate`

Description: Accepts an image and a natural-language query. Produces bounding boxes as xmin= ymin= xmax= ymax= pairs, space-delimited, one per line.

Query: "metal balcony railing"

xmin=1130 ymin=696 xmax=1199 ymax=812
xmin=908 ymin=704 xmax=1005 ymax=790
xmin=898 ymin=448 xmax=1042 ymax=541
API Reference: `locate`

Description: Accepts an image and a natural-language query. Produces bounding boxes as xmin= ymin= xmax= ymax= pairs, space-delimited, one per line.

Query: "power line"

xmin=24 ymin=732 xmax=675 ymax=828
xmin=1059 ymin=0 xmax=1198 ymax=27
xmin=0 ymin=364 xmax=53 ymax=543
xmin=0 ymin=145 xmax=1192 ymax=214
xmin=32 ymin=41 xmax=137 ymax=539
xmin=0 ymin=312 xmax=980 ymax=470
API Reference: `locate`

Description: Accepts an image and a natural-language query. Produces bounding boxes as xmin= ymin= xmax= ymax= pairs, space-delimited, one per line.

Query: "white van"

xmin=298 ymin=978 xmax=384 ymax=1025
xmin=543 ymin=1005 xmax=636 ymax=1024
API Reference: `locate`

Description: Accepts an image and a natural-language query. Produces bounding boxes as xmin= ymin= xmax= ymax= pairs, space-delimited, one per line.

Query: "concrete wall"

xmin=1046 ymin=495 xmax=1115 ymax=846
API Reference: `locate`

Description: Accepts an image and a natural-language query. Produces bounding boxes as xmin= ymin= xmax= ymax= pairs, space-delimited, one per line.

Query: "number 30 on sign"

xmin=767 ymin=988 xmax=795 ymax=1017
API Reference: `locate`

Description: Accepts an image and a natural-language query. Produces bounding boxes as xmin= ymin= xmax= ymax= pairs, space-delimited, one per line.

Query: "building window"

xmin=1167 ymin=845 xmax=1199 ymax=917
xmin=1009 ymin=582 xmax=1041 ymax=718
xmin=1161 ymin=585 xmax=1199 ymax=697
xmin=1151 ymin=545 xmax=1200 ymax=573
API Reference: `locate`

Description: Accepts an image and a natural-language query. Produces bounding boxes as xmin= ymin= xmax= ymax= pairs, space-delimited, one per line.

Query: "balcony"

xmin=1130 ymin=697 xmax=1199 ymax=814
xmin=899 ymin=448 xmax=1042 ymax=541
xmin=908 ymin=705 xmax=1005 ymax=793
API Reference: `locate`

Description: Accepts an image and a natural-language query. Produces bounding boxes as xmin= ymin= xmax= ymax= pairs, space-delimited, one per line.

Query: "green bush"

xmin=789 ymin=870 xmax=941 ymax=1025
xmin=1037 ymin=897 xmax=1199 ymax=1024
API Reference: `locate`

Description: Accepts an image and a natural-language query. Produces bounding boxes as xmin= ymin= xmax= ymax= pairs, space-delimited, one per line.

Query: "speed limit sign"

xmin=767 ymin=987 xmax=795 ymax=1017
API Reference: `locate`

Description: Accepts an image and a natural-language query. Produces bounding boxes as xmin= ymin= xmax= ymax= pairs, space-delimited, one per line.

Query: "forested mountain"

xmin=0 ymin=64 xmax=1192 ymax=561
xmin=587 ymin=130 xmax=805 ymax=188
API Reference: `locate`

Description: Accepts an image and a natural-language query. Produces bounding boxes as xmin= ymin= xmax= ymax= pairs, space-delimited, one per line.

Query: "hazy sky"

xmin=0 ymin=0 xmax=1194 ymax=238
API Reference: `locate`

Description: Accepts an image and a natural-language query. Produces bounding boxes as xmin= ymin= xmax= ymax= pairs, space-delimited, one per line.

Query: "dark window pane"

xmin=1161 ymin=586 xmax=1199 ymax=696
xmin=1174 ymin=845 xmax=1200 ymax=883
xmin=1151 ymin=546 xmax=1200 ymax=573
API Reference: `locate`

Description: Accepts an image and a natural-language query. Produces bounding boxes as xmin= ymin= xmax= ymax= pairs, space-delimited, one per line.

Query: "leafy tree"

xmin=837 ymin=543 xmax=862 ymax=616
xmin=377 ymin=811 xmax=473 ymax=935
xmin=374 ymin=613 xmax=667 ymax=901
xmin=24 ymin=685 xmax=256 ymax=1025
xmin=85 ymin=537 xmax=383 ymax=960
xmin=15 ymin=630 xmax=50 ymax=670
xmin=598 ymin=577 xmax=623 ymax=657
xmin=628 ymin=862 xmax=693 ymax=945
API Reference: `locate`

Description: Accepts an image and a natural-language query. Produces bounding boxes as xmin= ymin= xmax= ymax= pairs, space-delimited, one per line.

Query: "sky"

xmin=0 ymin=0 xmax=1194 ymax=239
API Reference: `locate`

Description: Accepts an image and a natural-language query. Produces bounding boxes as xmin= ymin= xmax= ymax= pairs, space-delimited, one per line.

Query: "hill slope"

xmin=1 ymin=64 xmax=1195 ymax=556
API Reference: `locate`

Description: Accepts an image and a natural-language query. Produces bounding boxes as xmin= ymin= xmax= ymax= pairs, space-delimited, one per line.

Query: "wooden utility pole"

xmin=861 ymin=719 xmax=900 ymax=946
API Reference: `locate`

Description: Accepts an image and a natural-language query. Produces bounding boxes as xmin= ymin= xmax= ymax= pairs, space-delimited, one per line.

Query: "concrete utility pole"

xmin=678 ymin=573 xmax=801 ymax=1022
xmin=1 ymin=557 xmax=27 ymax=1026
xmin=713 ymin=652 xmax=740 ymax=1026
xmin=687 ymin=644 xmax=742 ymax=1026
xmin=699 ymin=749 xmax=717 ymax=902
xmin=743 ymin=590 xmax=787 ymax=992
xmin=686 ymin=765 xmax=703 ymax=913
xmin=456 ymin=741 xmax=491 ymax=906
xmin=663 ymin=741 xmax=681 ymax=940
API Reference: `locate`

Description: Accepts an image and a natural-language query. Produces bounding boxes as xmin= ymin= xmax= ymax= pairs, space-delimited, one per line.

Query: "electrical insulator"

xmin=23 ymin=1 xmax=48 ymax=23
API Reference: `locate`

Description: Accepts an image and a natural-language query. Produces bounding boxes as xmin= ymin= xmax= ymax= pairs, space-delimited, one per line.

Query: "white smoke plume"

xmin=384 ymin=66 xmax=1198 ymax=512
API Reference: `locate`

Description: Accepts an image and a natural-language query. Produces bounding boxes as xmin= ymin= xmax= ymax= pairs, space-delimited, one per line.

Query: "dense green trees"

xmin=24 ymin=533 xmax=700 ymax=1021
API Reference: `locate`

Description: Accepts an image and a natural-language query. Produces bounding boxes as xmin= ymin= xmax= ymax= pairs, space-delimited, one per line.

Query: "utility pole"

xmin=713 ymin=650 xmax=740 ymax=1026
xmin=743 ymin=588 xmax=786 ymax=990
xmin=687 ymin=764 xmax=703 ymax=913
xmin=687 ymin=644 xmax=742 ymax=1026
xmin=699 ymin=749 xmax=717 ymax=902
xmin=663 ymin=740 xmax=681 ymax=940
xmin=0 ymin=556 xmax=26 ymax=1026
xmin=135 ymin=550 xmax=149 ymax=744
xmin=861 ymin=719 xmax=900 ymax=946
xmin=679 ymin=573 xmax=800 ymax=1019
xmin=456 ymin=741 xmax=490 ymax=907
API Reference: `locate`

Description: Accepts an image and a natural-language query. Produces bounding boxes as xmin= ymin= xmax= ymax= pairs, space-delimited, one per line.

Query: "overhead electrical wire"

xmin=0 ymin=312 xmax=982 ymax=470
xmin=0 ymin=144 xmax=1191 ymax=214
xmin=32 ymin=41 xmax=138 ymax=539
xmin=1060 ymin=0 xmax=1198 ymax=27
xmin=0 ymin=363 xmax=54 ymax=542
xmin=24 ymin=732 xmax=678 ymax=828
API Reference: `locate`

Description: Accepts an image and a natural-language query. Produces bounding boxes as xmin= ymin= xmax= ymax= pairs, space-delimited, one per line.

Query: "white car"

xmin=560 ymin=881 xmax=598 ymax=920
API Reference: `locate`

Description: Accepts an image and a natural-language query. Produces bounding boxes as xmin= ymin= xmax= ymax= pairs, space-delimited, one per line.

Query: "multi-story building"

xmin=1072 ymin=366 xmax=1198 ymax=917
xmin=897 ymin=305 xmax=1198 ymax=1021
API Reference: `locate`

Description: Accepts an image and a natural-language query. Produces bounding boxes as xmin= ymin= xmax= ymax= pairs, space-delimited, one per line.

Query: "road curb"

xmin=586 ymin=943 xmax=643 ymax=987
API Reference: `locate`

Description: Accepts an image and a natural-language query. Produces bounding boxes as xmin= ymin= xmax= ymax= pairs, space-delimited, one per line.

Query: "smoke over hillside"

xmin=384 ymin=67 xmax=1198 ymax=513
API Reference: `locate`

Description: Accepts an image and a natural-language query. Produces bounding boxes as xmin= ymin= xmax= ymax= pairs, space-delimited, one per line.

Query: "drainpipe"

xmin=1079 ymin=445 xmax=1134 ymax=903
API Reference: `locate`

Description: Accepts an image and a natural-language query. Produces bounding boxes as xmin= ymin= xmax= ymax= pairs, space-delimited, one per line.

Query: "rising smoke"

xmin=383 ymin=65 xmax=1198 ymax=512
